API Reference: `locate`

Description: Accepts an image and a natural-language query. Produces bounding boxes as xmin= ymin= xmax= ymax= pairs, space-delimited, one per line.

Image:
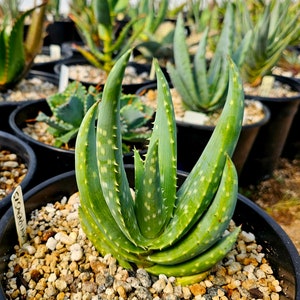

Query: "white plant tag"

xmin=182 ymin=110 xmax=209 ymax=126
xmin=259 ymin=76 xmax=275 ymax=97
xmin=11 ymin=185 xmax=27 ymax=246
xmin=59 ymin=64 xmax=69 ymax=93
xmin=50 ymin=44 xmax=61 ymax=60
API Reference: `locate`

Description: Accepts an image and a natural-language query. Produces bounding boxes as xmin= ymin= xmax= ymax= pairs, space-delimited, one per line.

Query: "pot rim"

xmin=0 ymin=130 xmax=37 ymax=213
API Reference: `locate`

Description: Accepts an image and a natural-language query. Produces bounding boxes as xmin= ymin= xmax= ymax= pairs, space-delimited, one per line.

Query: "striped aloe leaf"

xmin=75 ymin=49 xmax=244 ymax=283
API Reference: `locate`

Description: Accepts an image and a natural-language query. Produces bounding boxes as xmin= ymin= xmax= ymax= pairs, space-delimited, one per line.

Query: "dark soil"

xmin=239 ymin=157 xmax=300 ymax=254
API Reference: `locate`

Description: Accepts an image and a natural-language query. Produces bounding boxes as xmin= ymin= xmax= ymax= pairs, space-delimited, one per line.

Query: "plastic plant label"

xmin=11 ymin=185 xmax=27 ymax=246
xmin=182 ymin=110 xmax=210 ymax=126
xmin=59 ymin=64 xmax=69 ymax=93
xmin=258 ymin=76 xmax=275 ymax=97
xmin=50 ymin=44 xmax=61 ymax=60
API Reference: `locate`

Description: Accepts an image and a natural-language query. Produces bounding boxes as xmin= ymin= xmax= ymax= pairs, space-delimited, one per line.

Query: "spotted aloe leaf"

xmin=75 ymin=49 xmax=244 ymax=282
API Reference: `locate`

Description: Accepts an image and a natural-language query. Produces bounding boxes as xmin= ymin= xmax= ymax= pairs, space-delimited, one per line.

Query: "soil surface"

xmin=240 ymin=157 xmax=300 ymax=254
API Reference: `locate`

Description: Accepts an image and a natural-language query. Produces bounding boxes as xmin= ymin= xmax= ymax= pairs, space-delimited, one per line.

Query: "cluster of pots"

xmin=0 ymin=24 xmax=300 ymax=298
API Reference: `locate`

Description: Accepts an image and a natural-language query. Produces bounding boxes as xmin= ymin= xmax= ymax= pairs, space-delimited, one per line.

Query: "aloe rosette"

xmin=75 ymin=49 xmax=244 ymax=283
xmin=0 ymin=3 xmax=46 ymax=91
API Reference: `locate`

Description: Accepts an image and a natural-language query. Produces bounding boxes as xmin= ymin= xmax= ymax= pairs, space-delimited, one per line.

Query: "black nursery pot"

xmin=0 ymin=131 xmax=37 ymax=218
xmin=43 ymin=19 xmax=82 ymax=46
xmin=8 ymin=99 xmax=75 ymax=185
xmin=176 ymin=106 xmax=270 ymax=176
xmin=31 ymin=46 xmax=73 ymax=74
xmin=0 ymin=70 xmax=59 ymax=133
xmin=240 ymin=75 xmax=300 ymax=185
xmin=54 ymin=57 xmax=157 ymax=94
xmin=0 ymin=169 xmax=299 ymax=299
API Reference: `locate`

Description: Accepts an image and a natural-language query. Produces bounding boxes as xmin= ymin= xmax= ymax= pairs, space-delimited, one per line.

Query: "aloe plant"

xmin=75 ymin=48 xmax=244 ymax=283
xmin=36 ymin=81 xmax=154 ymax=149
xmin=0 ymin=2 xmax=47 ymax=92
xmin=236 ymin=0 xmax=300 ymax=86
xmin=167 ymin=3 xmax=251 ymax=112
xmin=69 ymin=0 xmax=144 ymax=75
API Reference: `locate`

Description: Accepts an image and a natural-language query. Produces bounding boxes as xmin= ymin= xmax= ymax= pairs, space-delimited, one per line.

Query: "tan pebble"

xmin=69 ymin=261 xmax=78 ymax=272
xmin=182 ymin=286 xmax=192 ymax=299
xmin=189 ymin=283 xmax=206 ymax=296
xmin=117 ymin=285 xmax=127 ymax=299
xmin=163 ymin=281 xmax=174 ymax=294
xmin=227 ymin=262 xmax=242 ymax=275
xmin=241 ymin=279 xmax=256 ymax=290
xmin=45 ymin=285 xmax=57 ymax=297
xmin=35 ymin=244 xmax=48 ymax=259
xmin=242 ymin=257 xmax=259 ymax=266
xmin=35 ymin=278 xmax=47 ymax=291
xmin=227 ymin=279 xmax=241 ymax=289
xmin=271 ymin=292 xmax=280 ymax=300
xmin=57 ymin=292 xmax=66 ymax=300
xmin=90 ymin=260 xmax=106 ymax=273
xmin=204 ymin=279 xmax=213 ymax=288
xmin=260 ymin=263 xmax=273 ymax=274
xmin=115 ymin=269 xmax=129 ymax=281
xmin=55 ymin=279 xmax=67 ymax=291
xmin=152 ymin=278 xmax=166 ymax=292
xmin=82 ymin=281 xmax=97 ymax=293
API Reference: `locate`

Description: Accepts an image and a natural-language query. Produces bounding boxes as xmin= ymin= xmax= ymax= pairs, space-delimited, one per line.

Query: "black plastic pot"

xmin=0 ymin=131 xmax=37 ymax=218
xmin=0 ymin=169 xmax=299 ymax=299
xmin=240 ymin=75 xmax=300 ymax=185
xmin=0 ymin=70 xmax=59 ymax=133
xmin=32 ymin=46 xmax=73 ymax=74
xmin=44 ymin=19 xmax=82 ymax=46
xmin=9 ymin=99 xmax=75 ymax=185
xmin=136 ymin=83 xmax=271 ymax=176
xmin=282 ymin=106 xmax=300 ymax=159
xmin=54 ymin=57 xmax=158 ymax=94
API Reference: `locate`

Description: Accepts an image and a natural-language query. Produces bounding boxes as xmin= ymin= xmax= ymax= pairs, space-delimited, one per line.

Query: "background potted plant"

xmin=235 ymin=0 xmax=300 ymax=184
xmin=0 ymin=0 xmax=59 ymax=133
xmin=9 ymin=81 xmax=154 ymax=184
xmin=141 ymin=4 xmax=270 ymax=176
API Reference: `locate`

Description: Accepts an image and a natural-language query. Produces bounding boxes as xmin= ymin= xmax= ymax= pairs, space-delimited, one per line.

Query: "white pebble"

xmin=70 ymin=243 xmax=84 ymax=261
xmin=46 ymin=237 xmax=58 ymax=251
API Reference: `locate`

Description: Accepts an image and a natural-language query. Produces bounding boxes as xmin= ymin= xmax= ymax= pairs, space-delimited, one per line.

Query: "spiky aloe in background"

xmin=236 ymin=0 xmax=300 ymax=86
xmin=167 ymin=3 xmax=251 ymax=112
xmin=75 ymin=48 xmax=244 ymax=283
xmin=69 ymin=0 xmax=144 ymax=75
xmin=0 ymin=1 xmax=47 ymax=92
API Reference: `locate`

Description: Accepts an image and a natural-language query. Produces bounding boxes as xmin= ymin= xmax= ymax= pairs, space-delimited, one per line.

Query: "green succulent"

xmin=69 ymin=0 xmax=144 ymax=75
xmin=120 ymin=94 xmax=154 ymax=152
xmin=36 ymin=82 xmax=99 ymax=148
xmin=37 ymin=81 xmax=154 ymax=150
xmin=75 ymin=49 xmax=244 ymax=284
xmin=167 ymin=3 xmax=251 ymax=112
xmin=236 ymin=0 xmax=300 ymax=86
xmin=0 ymin=2 xmax=46 ymax=92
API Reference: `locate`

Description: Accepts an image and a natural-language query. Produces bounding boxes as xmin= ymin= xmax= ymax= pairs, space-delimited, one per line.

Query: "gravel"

xmin=0 ymin=150 xmax=28 ymax=200
xmin=4 ymin=193 xmax=282 ymax=299
xmin=0 ymin=78 xmax=58 ymax=102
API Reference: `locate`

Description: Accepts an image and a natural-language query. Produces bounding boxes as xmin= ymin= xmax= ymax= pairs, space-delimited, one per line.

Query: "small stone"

xmin=55 ymin=278 xmax=67 ymax=291
xmin=189 ymin=283 xmax=206 ymax=296
xmin=70 ymin=243 xmax=84 ymax=261
xmin=46 ymin=237 xmax=58 ymax=251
